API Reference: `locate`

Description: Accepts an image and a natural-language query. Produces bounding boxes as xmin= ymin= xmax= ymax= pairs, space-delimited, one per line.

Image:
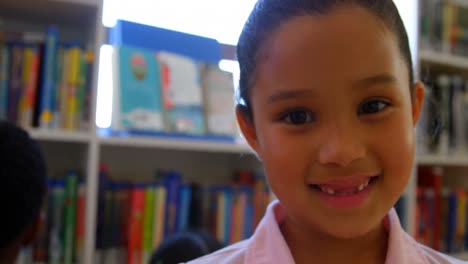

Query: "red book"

xmin=127 ymin=185 xmax=145 ymax=264
xmin=75 ymin=183 xmax=86 ymax=261
xmin=418 ymin=166 xmax=442 ymax=250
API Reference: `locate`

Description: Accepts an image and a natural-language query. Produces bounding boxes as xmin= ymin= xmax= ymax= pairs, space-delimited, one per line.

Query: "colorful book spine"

xmin=19 ymin=44 xmax=40 ymax=127
xmin=177 ymin=184 xmax=192 ymax=232
xmin=66 ymin=46 xmax=81 ymax=130
xmin=127 ymin=185 xmax=145 ymax=264
xmin=7 ymin=43 xmax=24 ymax=123
xmin=152 ymin=184 xmax=166 ymax=249
xmin=74 ymin=181 xmax=86 ymax=264
xmin=0 ymin=44 xmax=10 ymax=120
xmin=62 ymin=171 xmax=78 ymax=264
xmin=446 ymin=191 xmax=457 ymax=253
xmin=81 ymin=51 xmax=94 ymax=130
xmin=161 ymin=171 xmax=181 ymax=236
xmin=142 ymin=185 xmax=155 ymax=264
xmin=39 ymin=26 xmax=58 ymax=129
xmin=95 ymin=165 xmax=109 ymax=258
xmin=32 ymin=180 xmax=51 ymax=263
xmin=76 ymin=52 xmax=88 ymax=130
xmin=59 ymin=46 xmax=70 ymax=129
xmin=48 ymin=179 xmax=65 ymax=264
xmin=455 ymin=189 xmax=466 ymax=252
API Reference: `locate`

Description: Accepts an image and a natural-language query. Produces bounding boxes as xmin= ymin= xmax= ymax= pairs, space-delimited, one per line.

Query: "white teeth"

xmin=318 ymin=178 xmax=373 ymax=196
xmin=320 ymin=186 xmax=335 ymax=195
xmin=358 ymin=183 xmax=365 ymax=191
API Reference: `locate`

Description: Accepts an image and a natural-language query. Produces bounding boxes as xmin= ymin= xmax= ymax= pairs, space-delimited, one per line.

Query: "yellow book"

xmin=19 ymin=47 xmax=33 ymax=127
xmin=66 ymin=47 xmax=81 ymax=130
xmin=442 ymin=1 xmax=454 ymax=53
xmin=60 ymin=48 xmax=70 ymax=129
xmin=152 ymin=186 xmax=167 ymax=249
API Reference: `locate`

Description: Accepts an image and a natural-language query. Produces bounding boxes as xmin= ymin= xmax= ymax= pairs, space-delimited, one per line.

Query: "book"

xmin=142 ymin=185 xmax=155 ymax=264
xmin=157 ymin=51 xmax=205 ymax=135
xmin=18 ymin=44 xmax=40 ymax=128
xmin=39 ymin=26 xmax=59 ymax=129
xmin=0 ymin=42 xmax=10 ymax=120
xmin=112 ymin=45 xmax=164 ymax=132
xmin=127 ymin=185 xmax=145 ymax=264
xmin=201 ymin=64 xmax=237 ymax=137
xmin=62 ymin=171 xmax=78 ymax=264
xmin=48 ymin=179 xmax=65 ymax=264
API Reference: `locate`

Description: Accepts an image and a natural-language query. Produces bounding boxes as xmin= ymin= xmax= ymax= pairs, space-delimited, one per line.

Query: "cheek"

xmin=255 ymin=123 xmax=312 ymax=188
xmin=374 ymin=112 xmax=415 ymax=187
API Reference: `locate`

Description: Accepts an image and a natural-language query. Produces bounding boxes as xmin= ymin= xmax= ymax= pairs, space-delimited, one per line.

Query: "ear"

xmin=21 ymin=213 xmax=43 ymax=246
xmin=411 ymin=81 xmax=425 ymax=127
xmin=236 ymin=105 xmax=261 ymax=157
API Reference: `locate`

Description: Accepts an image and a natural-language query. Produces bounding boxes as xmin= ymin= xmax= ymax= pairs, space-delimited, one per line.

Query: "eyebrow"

xmin=267 ymin=89 xmax=315 ymax=103
xmin=267 ymin=73 xmax=398 ymax=103
xmin=353 ymin=73 xmax=398 ymax=88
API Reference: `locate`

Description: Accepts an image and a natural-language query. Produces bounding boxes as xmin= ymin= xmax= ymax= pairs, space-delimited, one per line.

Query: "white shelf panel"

xmin=99 ymin=135 xmax=253 ymax=154
xmin=419 ymin=50 xmax=468 ymax=70
xmin=28 ymin=129 xmax=91 ymax=143
xmin=417 ymin=154 xmax=468 ymax=166
xmin=451 ymin=251 xmax=468 ymax=260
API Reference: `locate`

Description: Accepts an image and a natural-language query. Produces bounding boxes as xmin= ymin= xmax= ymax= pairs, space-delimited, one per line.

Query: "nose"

xmin=318 ymin=123 xmax=366 ymax=167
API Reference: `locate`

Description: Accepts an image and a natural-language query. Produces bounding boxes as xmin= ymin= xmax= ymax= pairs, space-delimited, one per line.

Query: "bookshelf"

xmin=5 ymin=0 xmax=468 ymax=263
xmin=413 ymin=0 xmax=468 ymax=259
xmin=417 ymin=154 xmax=468 ymax=167
xmin=0 ymin=0 xmax=105 ymax=263
xmin=28 ymin=129 xmax=92 ymax=143
xmin=419 ymin=49 xmax=468 ymax=71
xmin=99 ymin=135 xmax=252 ymax=154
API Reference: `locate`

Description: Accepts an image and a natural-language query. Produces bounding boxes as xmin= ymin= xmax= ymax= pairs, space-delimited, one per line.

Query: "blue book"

xmin=109 ymin=20 xmax=221 ymax=64
xmin=159 ymin=171 xmax=182 ymax=236
xmin=112 ymin=45 xmax=164 ymax=132
xmin=39 ymin=26 xmax=58 ymax=129
xmin=177 ymin=184 xmax=192 ymax=232
xmin=0 ymin=44 xmax=10 ymax=120
xmin=222 ymin=186 xmax=232 ymax=245
xmin=446 ymin=191 xmax=457 ymax=253
xmin=242 ymin=187 xmax=254 ymax=239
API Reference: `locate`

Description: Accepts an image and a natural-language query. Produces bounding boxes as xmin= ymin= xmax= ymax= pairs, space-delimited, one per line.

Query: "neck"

xmin=281 ymin=215 xmax=388 ymax=264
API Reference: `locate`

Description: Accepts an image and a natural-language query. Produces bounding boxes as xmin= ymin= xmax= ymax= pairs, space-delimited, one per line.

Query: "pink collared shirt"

xmin=188 ymin=200 xmax=466 ymax=264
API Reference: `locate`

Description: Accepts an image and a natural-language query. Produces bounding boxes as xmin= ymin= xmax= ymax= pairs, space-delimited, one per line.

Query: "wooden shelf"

xmin=28 ymin=129 xmax=91 ymax=143
xmin=99 ymin=135 xmax=253 ymax=154
xmin=419 ymin=50 xmax=468 ymax=70
xmin=417 ymin=154 xmax=468 ymax=166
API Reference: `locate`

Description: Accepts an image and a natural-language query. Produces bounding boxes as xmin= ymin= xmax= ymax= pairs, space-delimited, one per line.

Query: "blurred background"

xmin=0 ymin=0 xmax=467 ymax=263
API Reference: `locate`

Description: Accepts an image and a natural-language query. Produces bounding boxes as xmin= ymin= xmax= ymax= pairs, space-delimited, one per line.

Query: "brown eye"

xmin=358 ymin=100 xmax=389 ymax=115
xmin=283 ymin=110 xmax=313 ymax=125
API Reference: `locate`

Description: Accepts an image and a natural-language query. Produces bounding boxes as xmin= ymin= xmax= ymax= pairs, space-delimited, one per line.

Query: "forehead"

xmin=255 ymin=6 xmax=407 ymax=94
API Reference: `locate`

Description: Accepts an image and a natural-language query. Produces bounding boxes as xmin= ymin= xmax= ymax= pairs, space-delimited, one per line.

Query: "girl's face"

xmin=238 ymin=7 xmax=424 ymax=239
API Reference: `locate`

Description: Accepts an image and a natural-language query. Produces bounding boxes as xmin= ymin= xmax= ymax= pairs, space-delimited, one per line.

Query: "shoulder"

xmin=186 ymin=239 xmax=249 ymax=264
xmin=418 ymin=243 xmax=467 ymax=264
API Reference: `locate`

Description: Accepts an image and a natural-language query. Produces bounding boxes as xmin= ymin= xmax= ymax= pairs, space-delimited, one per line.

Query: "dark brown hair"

xmin=237 ymin=0 xmax=414 ymax=119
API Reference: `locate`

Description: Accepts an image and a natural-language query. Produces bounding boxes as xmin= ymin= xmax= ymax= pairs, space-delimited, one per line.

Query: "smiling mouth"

xmin=310 ymin=176 xmax=379 ymax=196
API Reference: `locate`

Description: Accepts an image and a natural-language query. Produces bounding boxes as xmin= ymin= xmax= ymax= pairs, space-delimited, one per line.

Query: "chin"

xmin=314 ymin=213 xmax=385 ymax=240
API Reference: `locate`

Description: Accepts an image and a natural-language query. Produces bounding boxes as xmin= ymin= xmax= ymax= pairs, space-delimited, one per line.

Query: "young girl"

xmin=190 ymin=0 xmax=464 ymax=263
